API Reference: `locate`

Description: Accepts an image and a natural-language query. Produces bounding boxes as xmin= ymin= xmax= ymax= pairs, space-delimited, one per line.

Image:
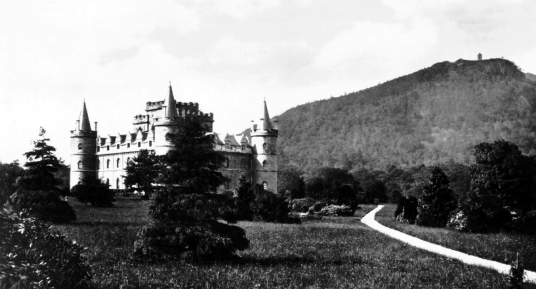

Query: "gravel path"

xmin=361 ymin=205 xmax=536 ymax=284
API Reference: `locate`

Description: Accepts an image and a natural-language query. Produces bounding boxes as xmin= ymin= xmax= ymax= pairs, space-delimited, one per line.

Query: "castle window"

xmin=77 ymin=161 xmax=82 ymax=169
xmin=225 ymin=158 xmax=230 ymax=168
xmin=106 ymin=178 xmax=109 ymax=186
xmin=116 ymin=178 xmax=120 ymax=189
xmin=117 ymin=158 xmax=120 ymax=168
xmin=263 ymin=181 xmax=268 ymax=191
xmin=107 ymin=145 xmax=110 ymax=151
xmin=78 ymin=143 xmax=82 ymax=150
xmin=97 ymin=160 xmax=100 ymax=169
xmin=225 ymin=143 xmax=230 ymax=150
xmin=241 ymin=144 xmax=245 ymax=151
xmin=240 ymin=159 xmax=245 ymax=168
xmin=127 ymin=143 xmax=130 ymax=148
xmin=138 ymin=142 xmax=141 ymax=148
xmin=97 ymin=147 xmax=100 ymax=152
xmin=149 ymin=141 xmax=152 ymax=147
xmin=107 ymin=159 xmax=110 ymax=169
xmin=117 ymin=144 xmax=120 ymax=149
xmin=262 ymin=160 xmax=267 ymax=167
xmin=262 ymin=143 xmax=267 ymax=152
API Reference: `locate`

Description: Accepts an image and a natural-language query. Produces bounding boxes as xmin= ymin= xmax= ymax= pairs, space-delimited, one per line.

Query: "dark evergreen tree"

xmin=10 ymin=128 xmax=76 ymax=223
xmin=278 ymin=166 xmax=305 ymax=199
xmin=235 ymin=174 xmax=255 ymax=221
xmin=415 ymin=167 xmax=457 ymax=227
xmin=133 ymin=117 xmax=249 ymax=262
xmin=0 ymin=160 xmax=24 ymax=206
xmin=71 ymin=176 xmax=115 ymax=207
xmin=123 ymin=149 xmax=161 ymax=199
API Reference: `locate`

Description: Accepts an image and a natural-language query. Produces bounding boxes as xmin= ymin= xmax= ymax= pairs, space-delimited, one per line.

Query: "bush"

xmin=316 ymin=204 xmax=355 ymax=216
xmin=253 ymin=189 xmax=299 ymax=223
xmin=511 ymin=210 xmax=536 ymax=235
xmin=0 ymin=207 xmax=91 ymax=288
xmin=289 ymin=197 xmax=316 ymax=213
xmin=415 ymin=167 xmax=457 ymax=227
xmin=395 ymin=196 xmax=418 ymax=224
xmin=71 ymin=178 xmax=115 ymax=207
xmin=308 ymin=202 xmax=328 ymax=214
xmin=10 ymin=190 xmax=76 ymax=224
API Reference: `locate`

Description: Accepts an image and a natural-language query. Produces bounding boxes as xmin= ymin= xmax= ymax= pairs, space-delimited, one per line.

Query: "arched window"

xmin=97 ymin=160 xmax=100 ymax=169
xmin=117 ymin=158 xmax=120 ymax=168
xmin=106 ymin=159 xmax=110 ymax=169
xmin=262 ymin=143 xmax=267 ymax=152
xmin=225 ymin=158 xmax=230 ymax=168
xmin=77 ymin=143 xmax=82 ymax=150
xmin=116 ymin=178 xmax=120 ymax=189
xmin=77 ymin=161 xmax=82 ymax=169
xmin=117 ymin=144 xmax=120 ymax=149
xmin=127 ymin=143 xmax=130 ymax=148
xmin=107 ymin=145 xmax=110 ymax=151
xmin=263 ymin=181 xmax=268 ymax=191
xmin=262 ymin=160 xmax=267 ymax=167
xmin=138 ymin=142 xmax=141 ymax=147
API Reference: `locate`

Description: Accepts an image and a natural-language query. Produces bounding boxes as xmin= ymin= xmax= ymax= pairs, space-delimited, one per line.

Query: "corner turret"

xmin=251 ymin=99 xmax=278 ymax=192
xmin=70 ymin=101 xmax=98 ymax=189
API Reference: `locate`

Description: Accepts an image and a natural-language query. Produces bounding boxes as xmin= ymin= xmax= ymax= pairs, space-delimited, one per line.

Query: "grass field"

xmin=375 ymin=204 xmax=536 ymax=272
xmin=53 ymin=199 xmax=532 ymax=288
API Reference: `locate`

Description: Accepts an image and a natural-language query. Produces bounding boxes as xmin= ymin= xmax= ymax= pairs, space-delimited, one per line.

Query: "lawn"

xmin=375 ymin=204 xmax=536 ymax=272
xmin=53 ymin=198 xmax=529 ymax=288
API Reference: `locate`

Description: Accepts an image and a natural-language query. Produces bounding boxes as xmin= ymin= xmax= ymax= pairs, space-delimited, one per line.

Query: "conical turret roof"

xmin=80 ymin=101 xmax=91 ymax=131
xmin=164 ymin=84 xmax=178 ymax=119
xmin=263 ymin=99 xmax=272 ymax=130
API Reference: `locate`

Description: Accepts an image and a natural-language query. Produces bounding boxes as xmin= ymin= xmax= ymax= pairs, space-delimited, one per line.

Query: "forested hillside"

xmin=277 ymin=58 xmax=536 ymax=170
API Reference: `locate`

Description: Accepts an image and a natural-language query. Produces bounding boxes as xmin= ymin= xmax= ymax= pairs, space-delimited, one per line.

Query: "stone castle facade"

xmin=70 ymin=85 xmax=278 ymax=192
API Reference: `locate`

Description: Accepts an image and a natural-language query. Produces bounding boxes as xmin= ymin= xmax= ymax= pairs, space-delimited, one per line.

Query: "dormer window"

xmin=225 ymin=144 xmax=230 ymax=150
xmin=127 ymin=143 xmax=130 ymax=148
xmin=241 ymin=144 xmax=245 ymax=151
xmin=117 ymin=144 xmax=120 ymax=149
xmin=138 ymin=142 xmax=141 ymax=147
xmin=107 ymin=145 xmax=110 ymax=151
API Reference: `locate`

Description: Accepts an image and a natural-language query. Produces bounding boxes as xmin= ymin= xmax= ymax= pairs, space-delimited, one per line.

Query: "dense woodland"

xmin=277 ymin=58 xmax=536 ymax=171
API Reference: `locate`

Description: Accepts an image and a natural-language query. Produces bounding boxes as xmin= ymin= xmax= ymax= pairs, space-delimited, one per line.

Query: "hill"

xmin=277 ymin=58 xmax=536 ymax=171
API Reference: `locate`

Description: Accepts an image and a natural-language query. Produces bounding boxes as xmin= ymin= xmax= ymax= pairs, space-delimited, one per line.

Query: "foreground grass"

xmin=376 ymin=204 xmax=536 ymax=272
xmin=54 ymin=199 xmax=527 ymax=288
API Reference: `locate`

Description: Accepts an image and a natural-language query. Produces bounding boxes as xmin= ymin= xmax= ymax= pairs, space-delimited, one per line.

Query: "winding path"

xmin=361 ymin=205 xmax=536 ymax=284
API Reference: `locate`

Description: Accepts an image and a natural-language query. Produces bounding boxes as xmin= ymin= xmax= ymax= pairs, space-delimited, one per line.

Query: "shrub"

xmin=253 ymin=189 xmax=299 ymax=223
xmin=316 ymin=204 xmax=355 ymax=216
xmin=71 ymin=177 xmax=115 ymax=207
xmin=10 ymin=190 xmax=76 ymax=224
xmin=0 ymin=207 xmax=91 ymax=288
xmin=395 ymin=196 xmax=418 ymax=224
xmin=511 ymin=210 xmax=536 ymax=235
xmin=289 ymin=197 xmax=316 ymax=213
xmin=415 ymin=167 xmax=457 ymax=227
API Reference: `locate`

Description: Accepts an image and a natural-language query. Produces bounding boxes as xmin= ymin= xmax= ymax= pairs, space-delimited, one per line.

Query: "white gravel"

xmin=361 ymin=205 xmax=536 ymax=284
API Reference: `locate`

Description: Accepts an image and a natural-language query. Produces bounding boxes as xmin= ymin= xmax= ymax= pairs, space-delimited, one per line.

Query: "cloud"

xmin=313 ymin=18 xmax=438 ymax=81
xmin=213 ymin=0 xmax=282 ymax=19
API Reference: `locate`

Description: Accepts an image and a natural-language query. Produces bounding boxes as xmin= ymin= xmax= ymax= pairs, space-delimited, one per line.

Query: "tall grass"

xmin=53 ymin=199 xmax=529 ymax=288
xmin=376 ymin=204 xmax=536 ymax=272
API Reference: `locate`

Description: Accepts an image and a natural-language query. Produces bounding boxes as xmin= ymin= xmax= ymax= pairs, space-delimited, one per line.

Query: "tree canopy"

xmin=123 ymin=149 xmax=161 ymax=198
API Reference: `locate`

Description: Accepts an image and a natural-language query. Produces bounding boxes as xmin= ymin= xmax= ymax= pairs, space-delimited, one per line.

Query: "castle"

xmin=70 ymin=85 xmax=278 ymax=192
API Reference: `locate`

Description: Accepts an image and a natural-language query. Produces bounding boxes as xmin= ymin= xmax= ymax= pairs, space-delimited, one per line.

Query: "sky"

xmin=1 ymin=0 xmax=536 ymax=165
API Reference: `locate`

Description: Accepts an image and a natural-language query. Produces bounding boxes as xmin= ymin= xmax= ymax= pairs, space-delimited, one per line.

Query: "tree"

xmin=278 ymin=166 xmax=305 ymax=199
xmin=123 ymin=149 xmax=161 ymax=199
xmin=133 ymin=116 xmax=249 ymax=262
xmin=71 ymin=177 xmax=114 ymax=207
xmin=0 ymin=160 xmax=24 ymax=206
xmin=235 ymin=174 xmax=255 ymax=221
xmin=10 ymin=128 xmax=76 ymax=223
xmin=415 ymin=167 xmax=457 ymax=227
xmin=304 ymin=167 xmax=359 ymax=203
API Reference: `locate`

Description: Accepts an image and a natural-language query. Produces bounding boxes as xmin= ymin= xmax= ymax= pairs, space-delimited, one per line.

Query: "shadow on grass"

xmin=73 ymin=221 xmax=147 ymax=227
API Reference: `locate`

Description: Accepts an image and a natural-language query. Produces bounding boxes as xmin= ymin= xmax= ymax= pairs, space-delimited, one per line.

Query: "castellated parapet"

xmin=70 ymin=85 xmax=278 ymax=193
